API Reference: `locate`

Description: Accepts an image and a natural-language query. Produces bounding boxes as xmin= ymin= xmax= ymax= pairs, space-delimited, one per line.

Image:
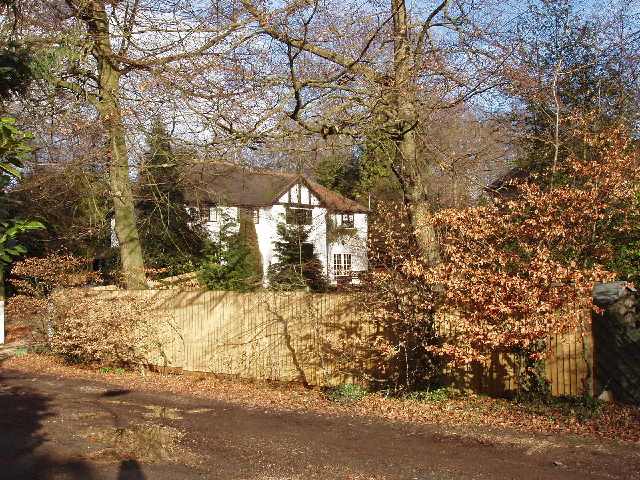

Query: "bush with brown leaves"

xmin=7 ymin=253 xmax=164 ymax=366
xmin=48 ymin=289 xmax=163 ymax=366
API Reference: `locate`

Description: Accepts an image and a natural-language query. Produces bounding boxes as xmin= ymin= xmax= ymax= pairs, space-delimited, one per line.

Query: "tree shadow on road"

xmin=0 ymin=361 xmax=146 ymax=480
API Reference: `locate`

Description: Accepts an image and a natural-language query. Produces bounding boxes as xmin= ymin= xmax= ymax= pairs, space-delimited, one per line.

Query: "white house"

xmin=181 ymin=162 xmax=369 ymax=286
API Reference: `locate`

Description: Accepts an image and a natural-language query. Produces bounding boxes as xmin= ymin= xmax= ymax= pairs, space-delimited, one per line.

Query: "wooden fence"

xmin=71 ymin=289 xmax=594 ymax=397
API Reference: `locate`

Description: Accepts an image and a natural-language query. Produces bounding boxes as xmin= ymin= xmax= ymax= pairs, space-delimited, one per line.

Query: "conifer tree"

xmin=136 ymin=116 xmax=203 ymax=276
xmin=268 ymin=222 xmax=327 ymax=291
xmin=198 ymin=211 xmax=257 ymax=292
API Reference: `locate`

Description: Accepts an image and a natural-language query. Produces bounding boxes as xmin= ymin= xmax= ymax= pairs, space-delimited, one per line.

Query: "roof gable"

xmin=181 ymin=162 xmax=295 ymax=207
xmin=276 ymin=182 xmax=321 ymax=206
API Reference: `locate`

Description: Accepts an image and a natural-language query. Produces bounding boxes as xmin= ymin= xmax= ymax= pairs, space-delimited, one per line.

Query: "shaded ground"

xmin=1 ymin=358 xmax=639 ymax=480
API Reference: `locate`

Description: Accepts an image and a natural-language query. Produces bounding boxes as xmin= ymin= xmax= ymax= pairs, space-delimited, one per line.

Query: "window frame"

xmin=198 ymin=205 xmax=217 ymax=222
xmin=333 ymin=253 xmax=352 ymax=276
xmin=341 ymin=213 xmax=355 ymax=228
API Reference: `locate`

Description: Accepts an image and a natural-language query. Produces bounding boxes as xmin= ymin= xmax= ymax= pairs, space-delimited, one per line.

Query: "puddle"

xmin=142 ymin=405 xmax=216 ymax=418
xmin=143 ymin=405 xmax=184 ymax=419
xmin=80 ymin=385 xmax=110 ymax=394
xmin=87 ymin=424 xmax=184 ymax=462
xmin=186 ymin=407 xmax=215 ymax=415
xmin=104 ymin=400 xmax=214 ymax=419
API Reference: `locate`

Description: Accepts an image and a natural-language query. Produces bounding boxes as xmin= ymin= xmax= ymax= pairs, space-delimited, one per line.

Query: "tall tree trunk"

xmin=102 ymin=102 xmax=147 ymax=289
xmin=90 ymin=3 xmax=147 ymax=289
xmin=391 ymin=0 xmax=440 ymax=267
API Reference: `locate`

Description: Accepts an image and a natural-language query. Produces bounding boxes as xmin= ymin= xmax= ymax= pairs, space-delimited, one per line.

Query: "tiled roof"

xmin=304 ymin=178 xmax=369 ymax=213
xmin=486 ymin=168 xmax=530 ymax=192
xmin=180 ymin=161 xmax=368 ymax=213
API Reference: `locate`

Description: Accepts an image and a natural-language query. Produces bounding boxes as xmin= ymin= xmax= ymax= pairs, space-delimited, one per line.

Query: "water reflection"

xmin=89 ymin=424 xmax=183 ymax=462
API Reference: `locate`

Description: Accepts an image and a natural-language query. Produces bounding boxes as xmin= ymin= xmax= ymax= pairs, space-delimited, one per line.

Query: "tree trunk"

xmin=390 ymin=0 xmax=441 ymax=267
xmin=103 ymin=107 xmax=147 ymax=289
xmin=90 ymin=3 xmax=147 ymax=289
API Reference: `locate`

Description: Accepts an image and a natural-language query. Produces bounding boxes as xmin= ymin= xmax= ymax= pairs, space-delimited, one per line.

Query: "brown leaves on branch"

xmin=423 ymin=125 xmax=639 ymax=364
xmin=47 ymin=289 xmax=164 ymax=366
xmin=6 ymin=252 xmax=164 ymax=366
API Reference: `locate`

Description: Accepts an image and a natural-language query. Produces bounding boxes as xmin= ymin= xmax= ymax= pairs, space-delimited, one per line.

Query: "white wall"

xmin=201 ymin=206 xmax=239 ymax=241
xmin=256 ymin=199 xmax=329 ymax=283
xmin=327 ymin=212 xmax=368 ymax=284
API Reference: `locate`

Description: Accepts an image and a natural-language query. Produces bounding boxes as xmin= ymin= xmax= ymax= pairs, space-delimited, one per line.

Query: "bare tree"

xmin=18 ymin=0 xmax=254 ymax=288
xmin=238 ymin=0 xmax=507 ymax=265
xmin=499 ymin=0 xmax=640 ymax=185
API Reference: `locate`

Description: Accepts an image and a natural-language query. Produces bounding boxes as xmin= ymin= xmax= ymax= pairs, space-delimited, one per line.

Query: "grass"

xmin=399 ymin=387 xmax=456 ymax=403
xmin=328 ymin=383 xmax=368 ymax=403
xmin=13 ymin=347 xmax=37 ymax=357
xmin=98 ymin=366 xmax=127 ymax=375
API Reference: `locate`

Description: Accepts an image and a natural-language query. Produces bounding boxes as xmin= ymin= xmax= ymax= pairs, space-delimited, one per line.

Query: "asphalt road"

xmin=0 ymin=367 xmax=638 ymax=480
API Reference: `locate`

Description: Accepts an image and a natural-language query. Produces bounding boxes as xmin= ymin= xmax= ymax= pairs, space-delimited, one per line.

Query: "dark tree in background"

xmin=135 ymin=116 xmax=205 ymax=277
xmin=315 ymin=152 xmax=363 ymax=201
xmin=0 ymin=44 xmax=31 ymax=100
xmin=197 ymin=210 xmax=259 ymax=292
xmin=0 ymin=0 xmax=31 ymax=101
xmin=7 ymin=162 xmax=110 ymax=261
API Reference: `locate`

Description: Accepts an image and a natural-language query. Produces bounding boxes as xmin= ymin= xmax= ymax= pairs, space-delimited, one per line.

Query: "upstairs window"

xmin=197 ymin=206 xmax=220 ymax=222
xmin=197 ymin=206 xmax=213 ymax=222
xmin=286 ymin=207 xmax=312 ymax=225
xmin=340 ymin=213 xmax=354 ymax=228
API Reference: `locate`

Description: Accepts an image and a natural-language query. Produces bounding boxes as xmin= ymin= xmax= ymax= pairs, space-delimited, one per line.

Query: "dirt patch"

xmin=1 ymin=361 xmax=639 ymax=480
xmin=3 ymin=352 xmax=639 ymax=446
